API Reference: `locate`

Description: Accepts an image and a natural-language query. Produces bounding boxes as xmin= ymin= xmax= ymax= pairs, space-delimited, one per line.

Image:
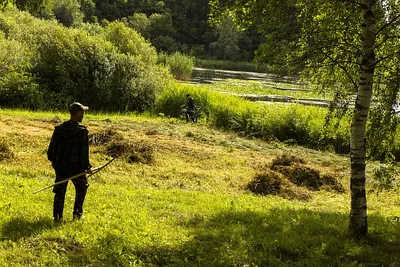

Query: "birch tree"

xmin=210 ymin=0 xmax=400 ymax=238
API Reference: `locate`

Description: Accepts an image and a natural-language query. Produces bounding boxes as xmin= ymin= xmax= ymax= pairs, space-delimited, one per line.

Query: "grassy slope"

xmin=0 ymin=109 xmax=399 ymax=266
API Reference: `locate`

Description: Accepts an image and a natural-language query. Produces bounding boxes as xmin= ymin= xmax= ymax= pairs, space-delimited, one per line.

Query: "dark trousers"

xmin=53 ymin=172 xmax=88 ymax=220
xmin=186 ymin=110 xmax=195 ymax=122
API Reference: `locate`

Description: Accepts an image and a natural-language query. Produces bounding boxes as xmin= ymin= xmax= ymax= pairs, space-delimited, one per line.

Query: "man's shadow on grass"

xmin=1 ymin=217 xmax=55 ymax=241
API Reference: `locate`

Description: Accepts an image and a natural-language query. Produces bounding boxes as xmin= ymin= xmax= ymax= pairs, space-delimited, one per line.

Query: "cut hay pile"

xmin=107 ymin=141 xmax=154 ymax=164
xmin=247 ymin=154 xmax=344 ymax=201
xmin=0 ymin=139 xmax=14 ymax=161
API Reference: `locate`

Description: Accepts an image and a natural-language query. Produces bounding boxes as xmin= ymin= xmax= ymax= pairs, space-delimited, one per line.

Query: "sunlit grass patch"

xmin=0 ymin=109 xmax=400 ymax=266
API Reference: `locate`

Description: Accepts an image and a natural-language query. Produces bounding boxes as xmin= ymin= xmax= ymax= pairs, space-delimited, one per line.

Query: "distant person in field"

xmin=47 ymin=102 xmax=92 ymax=223
xmin=184 ymin=94 xmax=195 ymax=123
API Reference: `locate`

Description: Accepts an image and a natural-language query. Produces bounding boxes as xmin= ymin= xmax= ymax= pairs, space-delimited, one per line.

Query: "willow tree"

xmin=210 ymin=0 xmax=400 ymax=238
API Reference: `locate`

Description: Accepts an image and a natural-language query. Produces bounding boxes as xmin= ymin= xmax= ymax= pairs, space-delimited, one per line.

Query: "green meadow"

xmin=1 ymin=108 xmax=400 ymax=266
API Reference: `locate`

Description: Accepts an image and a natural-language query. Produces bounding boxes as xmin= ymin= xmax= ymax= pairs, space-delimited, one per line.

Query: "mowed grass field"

xmin=0 ymin=109 xmax=400 ymax=266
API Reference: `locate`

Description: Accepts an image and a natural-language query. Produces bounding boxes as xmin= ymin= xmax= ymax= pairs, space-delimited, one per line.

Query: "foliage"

xmin=88 ymin=0 xmax=261 ymax=61
xmin=126 ymin=12 xmax=150 ymax=38
xmin=147 ymin=13 xmax=179 ymax=52
xmin=7 ymin=0 xmax=265 ymax=64
xmin=0 ymin=8 xmax=171 ymax=111
xmin=159 ymin=51 xmax=194 ymax=81
xmin=102 ymin=21 xmax=158 ymax=64
xmin=0 ymin=32 xmax=41 ymax=108
xmin=209 ymin=0 xmax=400 ymax=162
xmin=209 ymin=16 xmax=241 ymax=60
xmin=78 ymin=0 xmax=96 ymax=23
xmin=371 ymin=161 xmax=400 ymax=192
xmin=53 ymin=0 xmax=84 ymax=27
xmin=209 ymin=16 xmax=259 ymax=61
xmin=209 ymin=0 xmax=400 ymax=237
xmin=15 ymin=0 xmax=48 ymax=17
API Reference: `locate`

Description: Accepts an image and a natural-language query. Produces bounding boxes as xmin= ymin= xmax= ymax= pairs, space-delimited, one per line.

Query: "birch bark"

xmin=349 ymin=0 xmax=376 ymax=237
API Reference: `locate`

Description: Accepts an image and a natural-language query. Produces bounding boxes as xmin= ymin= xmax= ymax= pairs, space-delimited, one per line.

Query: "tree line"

xmin=2 ymin=0 xmax=263 ymax=62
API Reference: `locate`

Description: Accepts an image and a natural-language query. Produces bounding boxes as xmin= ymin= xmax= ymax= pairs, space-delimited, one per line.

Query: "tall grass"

xmin=155 ymin=83 xmax=351 ymax=153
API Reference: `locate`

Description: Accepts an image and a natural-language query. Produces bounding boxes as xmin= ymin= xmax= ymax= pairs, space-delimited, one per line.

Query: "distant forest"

xmin=13 ymin=0 xmax=263 ymax=61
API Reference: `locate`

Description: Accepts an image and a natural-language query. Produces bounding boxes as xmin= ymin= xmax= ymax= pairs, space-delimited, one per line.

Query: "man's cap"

xmin=69 ymin=102 xmax=89 ymax=114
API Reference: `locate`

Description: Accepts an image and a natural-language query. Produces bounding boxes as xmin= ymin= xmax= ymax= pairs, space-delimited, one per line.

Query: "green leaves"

xmin=0 ymin=8 xmax=171 ymax=111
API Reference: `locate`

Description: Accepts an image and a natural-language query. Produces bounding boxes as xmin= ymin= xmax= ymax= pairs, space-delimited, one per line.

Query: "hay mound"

xmin=271 ymin=154 xmax=343 ymax=191
xmin=107 ymin=141 xmax=153 ymax=164
xmin=89 ymin=129 xmax=122 ymax=146
xmin=247 ymin=170 xmax=312 ymax=201
xmin=272 ymin=165 xmax=322 ymax=190
xmin=247 ymin=170 xmax=282 ymax=195
xmin=320 ymin=174 xmax=345 ymax=193
xmin=280 ymin=186 xmax=312 ymax=201
xmin=247 ymin=154 xmax=343 ymax=201
xmin=0 ymin=139 xmax=14 ymax=161
xmin=271 ymin=154 xmax=306 ymax=166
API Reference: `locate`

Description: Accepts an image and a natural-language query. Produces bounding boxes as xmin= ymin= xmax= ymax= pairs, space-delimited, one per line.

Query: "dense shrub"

xmin=0 ymin=32 xmax=41 ymax=108
xmin=0 ymin=7 xmax=171 ymax=111
xmin=102 ymin=21 xmax=157 ymax=64
xmin=159 ymin=52 xmax=194 ymax=81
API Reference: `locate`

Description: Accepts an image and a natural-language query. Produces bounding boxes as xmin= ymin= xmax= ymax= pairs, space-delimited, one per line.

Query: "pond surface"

xmin=191 ymin=67 xmax=300 ymax=85
xmin=190 ymin=68 xmax=333 ymax=107
xmin=190 ymin=68 xmax=400 ymax=112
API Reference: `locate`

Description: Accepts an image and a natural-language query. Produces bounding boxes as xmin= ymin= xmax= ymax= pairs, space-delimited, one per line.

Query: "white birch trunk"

xmin=349 ymin=0 xmax=376 ymax=237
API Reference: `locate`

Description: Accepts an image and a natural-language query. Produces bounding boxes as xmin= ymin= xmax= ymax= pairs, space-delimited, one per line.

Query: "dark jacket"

xmin=47 ymin=120 xmax=91 ymax=174
xmin=186 ymin=97 xmax=195 ymax=111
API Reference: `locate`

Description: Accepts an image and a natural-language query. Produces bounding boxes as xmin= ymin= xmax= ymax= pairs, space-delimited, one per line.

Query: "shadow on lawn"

xmin=65 ymin=208 xmax=400 ymax=266
xmin=135 ymin=208 xmax=400 ymax=266
xmin=1 ymin=217 xmax=55 ymax=241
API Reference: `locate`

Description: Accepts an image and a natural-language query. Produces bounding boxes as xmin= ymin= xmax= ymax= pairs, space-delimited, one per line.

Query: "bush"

xmin=0 ymin=31 xmax=41 ymax=109
xmin=0 ymin=8 xmax=171 ymax=112
xmin=102 ymin=21 xmax=157 ymax=64
xmin=159 ymin=52 xmax=194 ymax=81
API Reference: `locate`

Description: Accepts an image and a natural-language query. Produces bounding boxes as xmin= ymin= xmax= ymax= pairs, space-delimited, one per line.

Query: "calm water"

xmin=191 ymin=68 xmax=299 ymax=84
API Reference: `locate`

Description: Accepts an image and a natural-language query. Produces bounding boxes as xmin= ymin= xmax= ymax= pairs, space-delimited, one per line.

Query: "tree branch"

xmin=317 ymin=48 xmax=358 ymax=90
xmin=376 ymin=14 xmax=400 ymax=37
xmin=375 ymin=34 xmax=400 ymax=50
xmin=375 ymin=51 xmax=400 ymax=66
